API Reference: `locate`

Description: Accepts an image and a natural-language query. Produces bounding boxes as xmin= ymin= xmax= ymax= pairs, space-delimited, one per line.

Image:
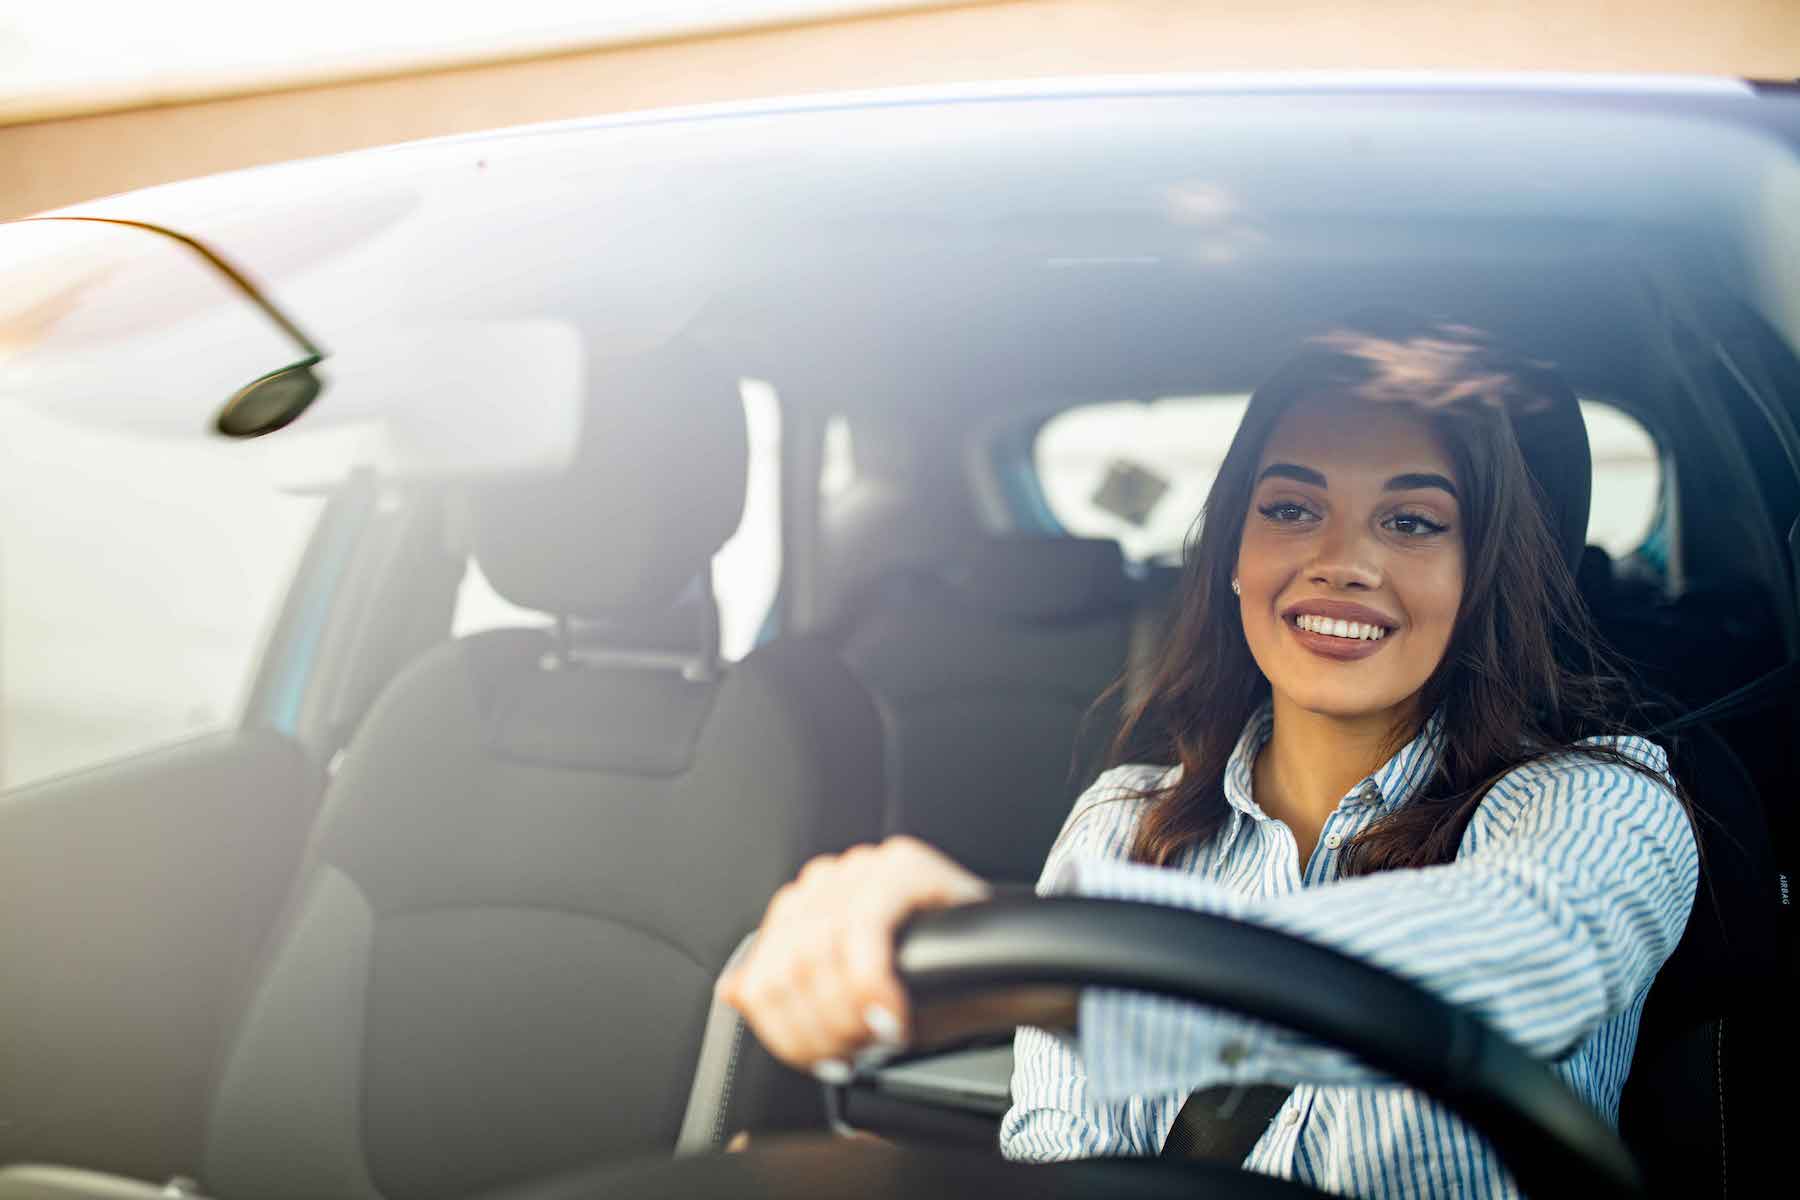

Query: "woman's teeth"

xmin=1294 ymin=614 xmax=1388 ymax=641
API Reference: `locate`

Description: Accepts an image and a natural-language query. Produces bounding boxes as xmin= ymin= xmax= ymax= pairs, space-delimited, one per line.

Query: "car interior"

xmin=0 ymin=86 xmax=1795 ymax=1200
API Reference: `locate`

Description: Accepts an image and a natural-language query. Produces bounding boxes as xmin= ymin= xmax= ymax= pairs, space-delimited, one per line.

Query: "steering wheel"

xmin=581 ymin=897 xmax=1644 ymax=1200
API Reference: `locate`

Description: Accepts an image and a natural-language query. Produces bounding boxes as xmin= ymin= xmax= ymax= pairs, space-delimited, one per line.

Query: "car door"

xmin=0 ymin=483 xmax=379 ymax=1182
xmin=0 ymin=733 xmax=325 ymax=1181
xmin=0 ymin=217 xmax=375 ymax=1182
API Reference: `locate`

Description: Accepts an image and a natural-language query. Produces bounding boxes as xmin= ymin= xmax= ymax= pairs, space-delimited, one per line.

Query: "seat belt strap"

xmin=1159 ymin=1084 xmax=1292 ymax=1163
xmin=676 ymin=931 xmax=758 ymax=1155
xmin=1652 ymin=658 xmax=1800 ymax=735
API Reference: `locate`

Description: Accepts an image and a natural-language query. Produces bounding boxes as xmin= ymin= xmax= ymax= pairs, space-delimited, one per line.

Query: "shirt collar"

xmin=1221 ymin=704 xmax=1275 ymax=818
xmin=1221 ymin=700 xmax=1445 ymax=820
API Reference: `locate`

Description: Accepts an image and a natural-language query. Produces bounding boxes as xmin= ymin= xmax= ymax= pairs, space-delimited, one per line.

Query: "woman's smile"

xmin=1285 ymin=618 xmax=1393 ymax=660
xmin=1281 ymin=598 xmax=1398 ymax=660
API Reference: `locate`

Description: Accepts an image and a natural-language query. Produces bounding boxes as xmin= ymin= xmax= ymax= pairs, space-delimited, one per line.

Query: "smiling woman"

xmin=721 ymin=309 xmax=1699 ymax=1200
xmin=1119 ymin=310 xmax=1628 ymax=872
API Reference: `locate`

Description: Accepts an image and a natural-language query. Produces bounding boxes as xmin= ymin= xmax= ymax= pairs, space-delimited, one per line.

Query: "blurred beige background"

xmin=4 ymin=0 xmax=1800 ymax=221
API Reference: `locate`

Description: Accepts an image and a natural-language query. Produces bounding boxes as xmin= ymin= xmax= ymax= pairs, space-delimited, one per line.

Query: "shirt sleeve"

xmin=1049 ymin=738 xmax=1698 ymax=1102
xmin=998 ymin=765 xmax=1184 ymax=1161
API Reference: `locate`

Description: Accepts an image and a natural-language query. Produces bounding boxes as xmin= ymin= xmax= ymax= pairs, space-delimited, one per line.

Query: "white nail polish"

xmin=812 ymin=1058 xmax=852 ymax=1085
xmin=863 ymin=1004 xmax=903 ymax=1044
xmin=853 ymin=1043 xmax=899 ymax=1073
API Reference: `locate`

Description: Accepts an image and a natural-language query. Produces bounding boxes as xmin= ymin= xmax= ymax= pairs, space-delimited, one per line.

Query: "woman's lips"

xmin=1285 ymin=616 xmax=1393 ymax=661
xmin=1280 ymin=599 xmax=1398 ymax=628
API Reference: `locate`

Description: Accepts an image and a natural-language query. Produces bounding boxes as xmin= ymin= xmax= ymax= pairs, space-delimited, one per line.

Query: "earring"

xmin=1230 ymin=577 xmax=1241 ymax=595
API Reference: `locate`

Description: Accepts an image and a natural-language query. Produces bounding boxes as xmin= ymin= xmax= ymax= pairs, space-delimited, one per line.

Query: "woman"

xmin=717 ymin=312 xmax=1697 ymax=1198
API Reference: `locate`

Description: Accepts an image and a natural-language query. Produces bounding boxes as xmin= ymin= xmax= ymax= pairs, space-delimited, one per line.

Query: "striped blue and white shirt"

xmin=999 ymin=703 xmax=1697 ymax=1198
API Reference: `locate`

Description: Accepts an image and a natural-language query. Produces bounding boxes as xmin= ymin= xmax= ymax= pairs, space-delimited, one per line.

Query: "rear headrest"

xmin=940 ymin=537 xmax=1129 ymax=622
xmin=470 ymin=346 xmax=748 ymax=619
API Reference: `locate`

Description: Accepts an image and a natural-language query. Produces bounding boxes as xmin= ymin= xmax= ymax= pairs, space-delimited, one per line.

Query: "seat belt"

xmin=1650 ymin=657 xmax=1800 ymax=735
xmin=677 ymin=931 xmax=759 ymax=1154
xmin=1160 ymin=1084 xmax=1291 ymax=1163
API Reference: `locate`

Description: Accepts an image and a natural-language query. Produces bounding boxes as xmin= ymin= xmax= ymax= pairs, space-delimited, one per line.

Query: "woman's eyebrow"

xmin=1256 ymin=463 xmax=1327 ymax=487
xmin=1385 ymin=472 xmax=1459 ymax=498
xmin=1253 ymin=464 xmax=1459 ymax=498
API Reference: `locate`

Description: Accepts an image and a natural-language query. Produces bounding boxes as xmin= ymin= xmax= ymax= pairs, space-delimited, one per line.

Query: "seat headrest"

xmin=941 ymin=537 xmax=1128 ymax=622
xmin=469 ymin=346 xmax=748 ymax=619
xmin=1305 ymin=307 xmax=1594 ymax=573
xmin=1507 ymin=384 xmax=1592 ymax=574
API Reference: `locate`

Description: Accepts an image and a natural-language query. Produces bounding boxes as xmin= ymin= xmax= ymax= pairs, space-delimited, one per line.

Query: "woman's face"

xmin=1235 ymin=396 xmax=1466 ymax=725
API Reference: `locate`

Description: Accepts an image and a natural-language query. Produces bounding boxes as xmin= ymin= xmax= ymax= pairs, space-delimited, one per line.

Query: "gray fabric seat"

xmin=201 ymin=350 xmax=883 ymax=1199
xmin=836 ymin=537 xmax=1132 ymax=883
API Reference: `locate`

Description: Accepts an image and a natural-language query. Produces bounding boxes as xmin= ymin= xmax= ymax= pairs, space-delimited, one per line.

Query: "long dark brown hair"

xmin=1111 ymin=313 xmax=1685 ymax=873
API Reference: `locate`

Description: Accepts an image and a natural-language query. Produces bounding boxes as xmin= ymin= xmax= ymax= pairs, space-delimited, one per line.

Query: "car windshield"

xmin=1 ymin=81 xmax=1795 ymax=1196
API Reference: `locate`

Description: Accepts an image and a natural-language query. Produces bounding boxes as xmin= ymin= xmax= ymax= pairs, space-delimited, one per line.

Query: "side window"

xmin=452 ymin=378 xmax=783 ymax=662
xmin=714 ymin=379 xmax=783 ymax=659
xmin=1033 ymin=395 xmax=1251 ymax=562
xmin=1580 ymin=400 xmax=1661 ymax=557
xmin=0 ymin=404 xmax=324 ymax=790
xmin=820 ymin=414 xmax=857 ymax=500
xmin=1033 ymin=395 xmax=1662 ymax=563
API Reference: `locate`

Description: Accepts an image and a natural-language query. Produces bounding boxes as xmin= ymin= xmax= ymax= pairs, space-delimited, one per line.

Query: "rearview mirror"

xmin=215 ymin=356 xmax=323 ymax=438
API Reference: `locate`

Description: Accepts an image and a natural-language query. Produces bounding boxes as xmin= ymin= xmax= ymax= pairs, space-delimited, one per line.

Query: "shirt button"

xmin=1219 ymin=1039 xmax=1249 ymax=1066
xmin=1324 ymin=832 xmax=1344 ymax=850
xmin=1283 ymin=1106 xmax=1302 ymax=1126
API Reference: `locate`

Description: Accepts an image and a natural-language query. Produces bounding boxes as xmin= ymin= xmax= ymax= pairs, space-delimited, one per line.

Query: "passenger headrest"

xmin=941 ymin=537 xmax=1129 ymax=622
xmin=469 ymin=346 xmax=748 ymax=619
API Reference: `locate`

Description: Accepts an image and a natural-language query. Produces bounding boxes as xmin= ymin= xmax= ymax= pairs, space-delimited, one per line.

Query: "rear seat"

xmin=835 ymin=537 xmax=1135 ymax=882
xmin=833 ymin=545 xmax=1190 ymax=1141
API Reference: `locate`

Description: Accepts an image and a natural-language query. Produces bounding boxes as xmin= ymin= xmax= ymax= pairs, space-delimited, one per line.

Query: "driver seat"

xmin=1447 ymin=337 xmax=1790 ymax=1199
xmin=1546 ymin=484 xmax=1786 ymax=1189
xmin=196 ymin=347 xmax=884 ymax=1199
xmin=1615 ymin=706 xmax=1786 ymax=1196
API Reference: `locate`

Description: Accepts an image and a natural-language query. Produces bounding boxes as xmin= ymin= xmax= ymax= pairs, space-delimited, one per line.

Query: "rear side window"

xmin=1032 ymin=396 xmax=1660 ymax=562
xmin=1031 ymin=395 xmax=1249 ymax=563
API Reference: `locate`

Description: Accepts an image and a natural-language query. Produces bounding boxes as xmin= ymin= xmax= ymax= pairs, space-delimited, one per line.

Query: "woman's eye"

xmin=1258 ymin=501 xmax=1314 ymax=523
xmin=1384 ymin=512 xmax=1449 ymax=537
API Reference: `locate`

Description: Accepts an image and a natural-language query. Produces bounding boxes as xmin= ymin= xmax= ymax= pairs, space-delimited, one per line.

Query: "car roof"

xmin=412 ymin=71 xmax=1764 ymax=143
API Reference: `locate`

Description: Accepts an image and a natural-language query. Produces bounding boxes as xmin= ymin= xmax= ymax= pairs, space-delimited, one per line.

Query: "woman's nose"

xmin=1307 ymin=525 xmax=1382 ymax=591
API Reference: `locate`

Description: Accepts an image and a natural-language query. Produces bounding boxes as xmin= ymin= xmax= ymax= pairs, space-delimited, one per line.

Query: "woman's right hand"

xmin=715 ymin=836 xmax=991 ymax=1076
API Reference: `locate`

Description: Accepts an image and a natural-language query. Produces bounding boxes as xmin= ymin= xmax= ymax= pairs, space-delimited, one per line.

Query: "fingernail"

xmin=853 ymin=1042 xmax=899 ymax=1073
xmin=863 ymin=1004 xmax=904 ymax=1044
xmin=812 ymin=1058 xmax=852 ymax=1086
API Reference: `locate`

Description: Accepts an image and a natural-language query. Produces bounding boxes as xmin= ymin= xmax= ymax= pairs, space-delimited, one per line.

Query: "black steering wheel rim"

xmin=892 ymin=895 xmax=1643 ymax=1200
